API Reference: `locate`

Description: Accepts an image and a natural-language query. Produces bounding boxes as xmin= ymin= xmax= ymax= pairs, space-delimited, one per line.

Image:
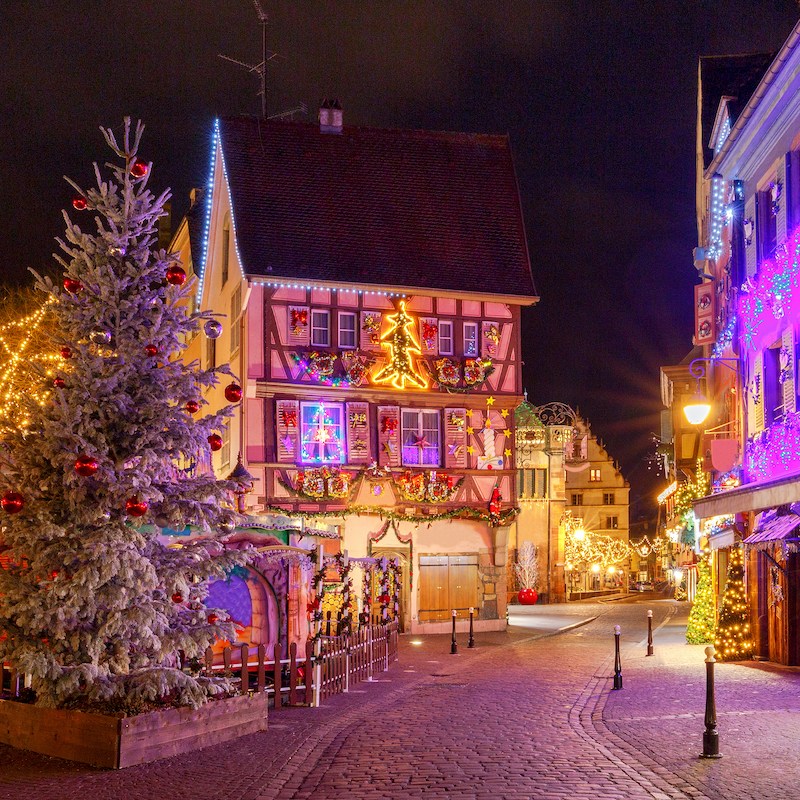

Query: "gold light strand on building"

xmin=0 ymin=299 xmax=57 ymax=431
xmin=563 ymin=511 xmax=630 ymax=571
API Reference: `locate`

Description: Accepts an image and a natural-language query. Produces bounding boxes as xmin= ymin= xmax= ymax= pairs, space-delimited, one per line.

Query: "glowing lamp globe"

xmin=573 ymin=527 xmax=586 ymax=541
xmin=1 ymin=491 xmax=25 ymax=514
xmin=224 ymin=383 xmax=243 ymax=403
xmin=591 ymin=563 xmax=601 ymax=574
xmin=684 ymin=393 xmax=711 ymax=426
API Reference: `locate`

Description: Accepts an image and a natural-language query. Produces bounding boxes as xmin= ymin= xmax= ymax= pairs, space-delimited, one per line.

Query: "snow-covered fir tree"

xmin=0 ymin=119 xmax=250 ymax=710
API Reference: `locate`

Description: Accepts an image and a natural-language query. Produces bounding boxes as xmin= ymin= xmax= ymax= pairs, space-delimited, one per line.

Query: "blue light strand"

xmin=196 ymin=119 xmax=219 ymax=306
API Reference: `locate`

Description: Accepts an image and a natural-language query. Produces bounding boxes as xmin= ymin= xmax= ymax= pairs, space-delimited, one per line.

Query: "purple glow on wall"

xmin=206 ymin=572 xmax=252 ymax=628
xmin=746 ymin=412 xmax=800 ymax=482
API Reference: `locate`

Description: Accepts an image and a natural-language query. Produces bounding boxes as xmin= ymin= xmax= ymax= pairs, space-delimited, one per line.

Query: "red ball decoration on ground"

xmin=207 ymin=613 xmax=218 ymax=625
xmin=72 ymin=196 xmax=88 ymax=211
xmin=63 ymin=277 xmax=83 ymax=294
xmin=208 ymin=433 xmax=223 ymax=451
xmin=224 ymin=382 xmax=243 ymax=403
xmin=144 ymin=344 xmax=159 ymax=357
xmin=171 ymin=592 xmax=184 ymax=604
xmin=60 ymin=346 xmax=72 ymax=359
xmin=130 ymin=159 xmax=149 ymax=178
xmin=165 ymin=264 xmax=186 ymax=286
xmin=53 ymin=377 xmax=65 ymax=389
xmin=74 ymin=454 xmax=99 ymax=477
xmin=185 ymin=400 xmax=200 ymax=414
xmin=125 ymin=496 xmax=148 ymax=517
xmin=518 ymin=588 xmax=538 ymax=605
xmin=1 ymin=491 xmax=24 ymax=514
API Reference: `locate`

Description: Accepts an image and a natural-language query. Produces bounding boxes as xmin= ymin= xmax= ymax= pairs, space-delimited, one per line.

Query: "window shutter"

xmin=276 ymin=399 xmax=300 ymax=462
xmin=444 ymin=408 xmax=467 ymax=469
xmin=751 ymin=352 xmax=765 ymax=434
xmin=419 ymin=317 xmax=438 ymax=355
xmin=782 ymin=328 xmax=796 ymax=415
xmin=377 ymin=405 xmax=401 ymax=467
xmin=288 ymin=306 xmax=310 ymax=346
xmin=361 ymin=311 xmax=383 ymax=352
xmin=744 ymin=196 xmax=758 ymax=278
xmin=788 ymin=151 xmax=800 ymax=232
xmin=776 ymin=157 xmax=789 ymax=245
xmin=346 ymin=401 xmax=371 ymax=463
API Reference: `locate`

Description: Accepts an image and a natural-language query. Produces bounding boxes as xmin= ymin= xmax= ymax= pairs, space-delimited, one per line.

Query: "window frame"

xmin=338 ymin=311 xmax=357 ymax=350
xmin=299 ymin=401 xmax=346 ymax=464
xmin=603 ymin=492 xmax=615 ymax=506
xmin=463 ymin=322 xmax=479 ymax=356
xmin=589 ymin=468 xmax=601 ymax=482
xmin=310 ymin=309 xmax=331 ymax=348
xmin=605 ymin=515 xmax=619 ymax=530
xmin=221 ymin=217 xmax=231 ymax=287
xmin=438 ymin=320 xmax=454 ymax=356
xmin=230 ymin=285 xmax=242 ymax=355
xmin=400 ymin=408 xmax=441 ymax=467
xmin=571 ymin=492 xmax=583 ymax=506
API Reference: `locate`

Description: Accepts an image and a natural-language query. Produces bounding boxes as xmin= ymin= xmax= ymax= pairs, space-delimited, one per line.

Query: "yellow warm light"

xmin=591 ymin=563 xmax=601 ymax=573
xmin=573 ymin=527 xmax=586 ymax=541
xmin=372 ymin=301 xmax=428 ymax=390
xmin=684 ymin=395 xmax=711 ymax=425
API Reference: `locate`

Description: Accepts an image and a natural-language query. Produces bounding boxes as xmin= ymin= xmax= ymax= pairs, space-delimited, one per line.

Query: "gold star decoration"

xmin=504 ymin=448 xmax=512 ymax=458
xmin=466 ymin=426 xmax=474 ymax=435
xmin=466 ymin=445 xmax=474 ymax=455
xmin=465 ymin=409 xmax=473 ymax=418
xmin=501 ymin=408 xmax=509 ymax=418
xmin=486 ymin=396 xmax=496 ymax=406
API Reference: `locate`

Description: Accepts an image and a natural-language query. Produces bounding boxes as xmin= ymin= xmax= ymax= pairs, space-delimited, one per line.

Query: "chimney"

xmin=189 ymin=187 xmax=205 ymax=207
xmin=319 ymin=97 xmax=343 ymax=134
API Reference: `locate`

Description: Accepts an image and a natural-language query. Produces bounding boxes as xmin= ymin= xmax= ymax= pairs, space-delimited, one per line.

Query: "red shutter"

xmin=361 ymin=311 xmax=383 ymax=352
xmin=444 ymin=408 xmax=467 ymax=469
xmin=346 ymin=401 xmax=371 ymax=464
xmin=276 ymin=400 xmax=300 ymax=462
xmin=377 ymin=405 xmax=401 ymax=467
xmin=694 ymin=283 xmax=715 ymax=346
xmin=288 ymin=306 xmax=310 ymax=346
xmin=481 ymin=321 xmax=502 ymax=358
xmin=419 ymin=317 xmax=438 ymax=355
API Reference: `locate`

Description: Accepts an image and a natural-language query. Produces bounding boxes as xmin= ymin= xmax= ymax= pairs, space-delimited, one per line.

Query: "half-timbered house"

xmin=187 ymin=108 xmax=537 ymax=633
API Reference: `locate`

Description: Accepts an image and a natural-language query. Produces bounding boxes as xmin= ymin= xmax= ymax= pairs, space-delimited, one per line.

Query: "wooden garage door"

xmin=419 ymin=554 xmax=479 ymax=622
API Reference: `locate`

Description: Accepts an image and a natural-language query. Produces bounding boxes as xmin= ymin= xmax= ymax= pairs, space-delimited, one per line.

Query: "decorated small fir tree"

xmin=0 ymin=119 xmax=249 ymax=710
xmin=714 ymin=545 xmax=754 ymax=661
xmin=686 ymin=555 xmax=715 ymax=644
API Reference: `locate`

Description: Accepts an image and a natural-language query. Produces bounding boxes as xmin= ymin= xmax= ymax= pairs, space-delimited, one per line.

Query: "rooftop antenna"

xmin=219 ymin=1 xmax=279 ymax=119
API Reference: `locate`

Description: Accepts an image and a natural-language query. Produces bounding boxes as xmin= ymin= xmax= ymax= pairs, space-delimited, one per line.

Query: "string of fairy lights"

xmin=0 ymin=299 xmax=57 ymax=432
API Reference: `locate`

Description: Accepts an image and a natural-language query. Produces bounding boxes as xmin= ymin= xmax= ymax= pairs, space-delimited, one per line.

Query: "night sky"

xmin=2 ymin=2 xmax=799 ymax=510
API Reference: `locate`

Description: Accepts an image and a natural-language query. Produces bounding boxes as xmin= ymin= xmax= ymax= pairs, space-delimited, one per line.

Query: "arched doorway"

xmin=370 ymin=548 xmax=410 ymax=632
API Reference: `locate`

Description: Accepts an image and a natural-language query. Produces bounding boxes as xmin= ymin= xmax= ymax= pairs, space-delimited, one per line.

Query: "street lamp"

xmin=682 ymin=358 xmax=740 ymax=426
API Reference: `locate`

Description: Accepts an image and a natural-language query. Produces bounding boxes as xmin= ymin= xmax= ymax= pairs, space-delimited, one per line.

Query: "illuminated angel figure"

xmin=372 ymin=301 xmax=428 ymax=389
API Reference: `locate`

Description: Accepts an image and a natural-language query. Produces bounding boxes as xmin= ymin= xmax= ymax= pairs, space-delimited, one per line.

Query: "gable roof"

xmin=217 ymin=116 xmax=537 ymax=301
xmin=698 ymin=53 xmax=774 ymax=170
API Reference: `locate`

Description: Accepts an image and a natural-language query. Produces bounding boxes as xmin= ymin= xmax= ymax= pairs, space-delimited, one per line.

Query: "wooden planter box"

xmin=0 ymin=692 xmax=268 ymax=769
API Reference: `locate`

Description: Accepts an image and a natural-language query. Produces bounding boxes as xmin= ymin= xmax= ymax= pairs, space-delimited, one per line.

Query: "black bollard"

xmin=612 ymin=624 xmax=623 ymax=690
xmin=700 ymin=645 xmax=722 ymax=758
xmin=450 ymin=609 xmax=458 ymax=655
xmin=647 ymin=609 xmax=654 ymax=657
xmin=468 ymin=606 xmax=475 ymax=648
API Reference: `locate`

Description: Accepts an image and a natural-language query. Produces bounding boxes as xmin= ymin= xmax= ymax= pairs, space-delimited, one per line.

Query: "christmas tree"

xmin=714 ymin=545 xmax=754 ymax=661
xmin=686 ymin=555 xmax=715 ymax=644
xmin=0 ymin=119 xmax=248 ymax=710
xmin=372 ymin=301 xmax=427 ymax=389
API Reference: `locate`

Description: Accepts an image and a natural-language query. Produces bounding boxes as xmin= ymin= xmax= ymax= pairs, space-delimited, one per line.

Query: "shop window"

xmin=418 ymin=554 xmax=478 ymax=622
xmin=300 ymin=402 xmax=345 ymax=464
xmin=401 ymin=409 xmax=440 ymax=466
xmin=311 ymin=310 xmax=330 ymax=347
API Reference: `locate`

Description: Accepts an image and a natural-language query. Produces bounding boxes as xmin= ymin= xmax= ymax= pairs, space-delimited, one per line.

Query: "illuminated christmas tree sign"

xmin=372 ymin=301 xmax=428 ymax=390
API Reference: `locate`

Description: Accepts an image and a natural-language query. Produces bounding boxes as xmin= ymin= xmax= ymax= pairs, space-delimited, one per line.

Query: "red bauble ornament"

xmin=171 ymin=592 xmax=184 ymax=604
xmin=208 ymin=433 xmax=223 ymax=451
xmin=144 ymin=344 xmax=159 ymax=357
xmin=1 ymin=491 xmax=24 ymax=514
xmin=224 ymin=383 xmax=243 ymax=403
xmin=63 ymin=277 xmax=83 ymax=294
xmin=185 ymin=400 xmax=200 ymax=414
xmin=125 ymin=496 xmax=148 ymax=517
xmin=53 ymin=377 xmax=65 ymax=389
xmin=74 ymin=454 xmax=99 ymax=477
xmin=72 ymin=196 xmax=87 ymax=211
xmin=165 ymin=265 xmax=186 ymax=286
xmin=60 ymin=346 xmax=72 ymax=359
xmin=130 ymin=159 xmax=149 ymax=178
xmin=208 ymin=613 xmax=218 ymax=625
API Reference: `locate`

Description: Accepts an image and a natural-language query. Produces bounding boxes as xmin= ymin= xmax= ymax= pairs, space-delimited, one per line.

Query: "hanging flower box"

xmin=0 ymin=692 xmax=267 ymax=769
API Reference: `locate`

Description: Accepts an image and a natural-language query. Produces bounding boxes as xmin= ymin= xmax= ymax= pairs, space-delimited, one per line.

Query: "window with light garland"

xmin=401 ymin=409 xmax=440 ymax=466
xmin=300 ymin=402 xmax=346 ymax=464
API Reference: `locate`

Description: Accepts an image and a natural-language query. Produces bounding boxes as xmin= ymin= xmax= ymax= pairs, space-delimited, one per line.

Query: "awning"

xmin=693 ymin=473 xmax=800 ymax=519
xmin=743 ymin=507 xmax=800 ymax=547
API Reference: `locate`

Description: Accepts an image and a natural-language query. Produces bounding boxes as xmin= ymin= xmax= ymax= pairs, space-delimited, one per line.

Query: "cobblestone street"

xmin=2 ymin=598 xmax=799 ymax=799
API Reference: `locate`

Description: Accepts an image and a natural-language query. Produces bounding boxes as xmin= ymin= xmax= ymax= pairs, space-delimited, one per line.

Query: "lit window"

xmin=605 ymin=515 xmax=619 ymax=529
xmin=221 ymin=216 xmax=231 ymax=287
xmin=603 ymin=492 xmax=615 ymax=505
xmin=401 ymin=409 xmax=440 ymax=467
xmin=311 ymin=310 xmax=330 ymax=347
xmin=300 ymin=403 xmax=345 ymax=464
xmin=338 ymin=312 xmax=357 ymax=349
xmin=230 ymin=286 xmax=241 ymax=354
xmin=463 ymin=322 xmax=478 ymax=356
xmin=589 ymin=468 xmax=601 ymax=482
xmin=439 ymin=320 xmax=453 ymax=355
xmin=571 ymin=493 xmax=583 ymax=506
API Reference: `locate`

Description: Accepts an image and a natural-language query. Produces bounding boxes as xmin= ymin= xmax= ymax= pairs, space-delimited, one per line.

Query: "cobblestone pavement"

xmin=1 ymin=599 xmax=798 ymax=799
